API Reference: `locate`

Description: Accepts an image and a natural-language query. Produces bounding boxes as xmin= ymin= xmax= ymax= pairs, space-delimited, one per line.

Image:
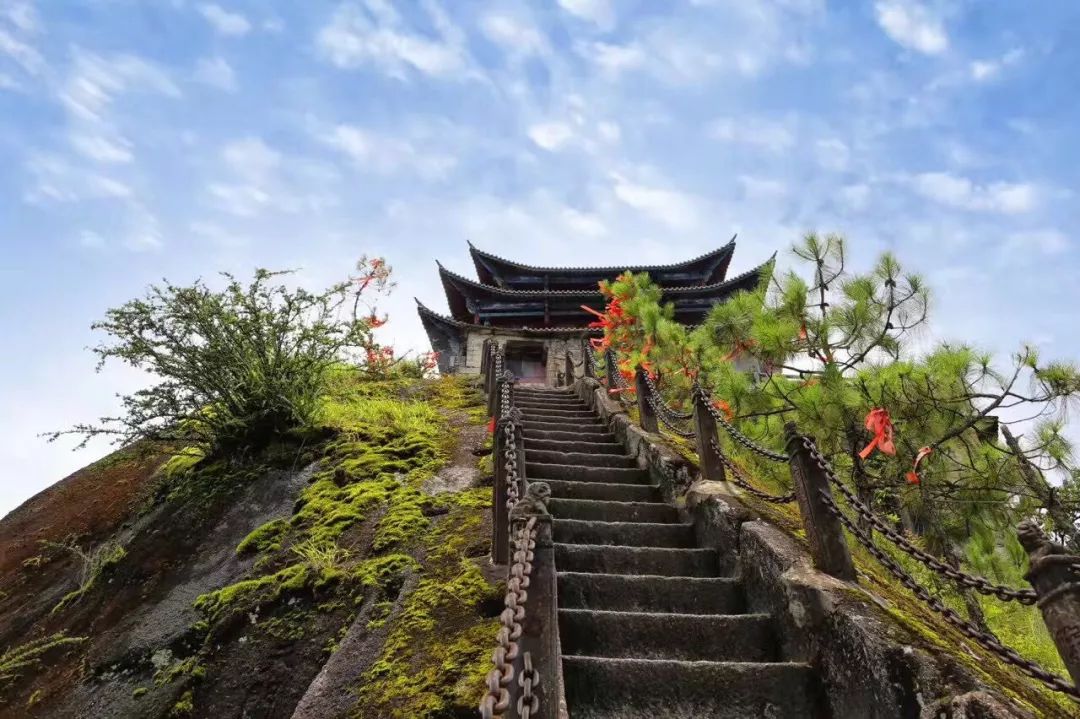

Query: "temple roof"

xmin=436 ymin=255 xmax=772 ymax=328
xmin=415 ymin=299 xmax=600 ymax=336
xmin=468 ymin=237 xmax=736 ymax=290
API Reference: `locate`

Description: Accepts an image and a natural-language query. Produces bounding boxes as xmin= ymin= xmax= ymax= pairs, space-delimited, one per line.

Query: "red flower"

xmin=712 ymin=399 xmax=734 ymax=420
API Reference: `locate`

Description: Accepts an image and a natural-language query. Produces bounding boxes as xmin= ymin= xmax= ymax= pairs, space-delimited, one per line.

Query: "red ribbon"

xmin=906 ymin=446 xmax=931 ymax=485
xmin=859 ymin=408 xmax=896 ymax=459
xmin=486 ymin=416 xmax=495 ymax=434
xmin=712 ymin=399 xmax=734 ymax=420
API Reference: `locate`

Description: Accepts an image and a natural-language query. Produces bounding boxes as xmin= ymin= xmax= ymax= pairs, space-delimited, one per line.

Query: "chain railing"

xmin=581 ymin=340 xmax=1080 ymax=700
xmin=481 ymin=516 xmax=539 ymax=719
xmin=479 ymin=341 xmax=555 ymax=719
xmin=710 ymin=438 xmax=796 ymax=504
xmin=795 ymin=432 xmax=1080 ymax=700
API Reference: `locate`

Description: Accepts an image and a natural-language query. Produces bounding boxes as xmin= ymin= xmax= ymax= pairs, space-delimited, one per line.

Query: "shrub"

xmin=47 ymin=257 xmax=393 ymax=456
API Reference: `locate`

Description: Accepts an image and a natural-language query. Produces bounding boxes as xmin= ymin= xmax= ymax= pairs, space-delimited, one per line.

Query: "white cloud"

xmin=0 ymin=26 xmax=44 ymax=75
xmin=839 ymin=183 xmax=870 ymax=210
xmin=610 ymin=173 xmax=698 ymax=230
xmin=24 ymin=155 xmax=132 ymax=203
xmin=316 ymin=1 xmax=470 ymax=79
xmin=597 ymin=121 xmax=621 ymax=143
xmin=709 ymin=117 xmax=794 ymax=152
xmin=194 ymin=56 xmax=237 ymax=91
xmin=59 ymin=50 xmax=180 ymax=122
xmin=321 ymin=124 xmax=456 ymax=179
xmin=2 ymin=2 xmax=38 ymax=33
xmin=69 ymin=133 xmax=134 ymax=164
xmin=208 ymin=182 xmax=272 ymax=217
xmin=480 ymin=15 xmax=548 ymax=57
xmin=198 ymin=4 xmax=251 ymax=36
xmin=79 ymin=230 xmax=106 ymax=249
xmin=222 ymin=137 xmax=281 ymax=181
xmin=561 ymin=208 xmax=607 ymax=238
xmin=739 ymin=175 xmax=788 ymax=201
xmin=557 ymin=0 xmax=615 ymax=30
xmin=1003 ymin=229 xmax=1069 ymax=258
xmin=909 ymin=172 xmax=1037 ymax=214
xmin=815 ymin=138 xmax=850 ymax=171
xmin=580 ymin=41 xmax=645 ymax=76
xmin=528 ymin=122 xmax=575 ymax=151
xmin=970 ymin=49 xmax=1023 ymax=82
xmin=874 ymin=1 xmax=947 ymax=55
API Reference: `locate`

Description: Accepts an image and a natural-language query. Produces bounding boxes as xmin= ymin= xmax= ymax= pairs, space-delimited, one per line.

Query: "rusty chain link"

xmin=517 ymin=652 xmax=541 ymax=718
xmin=818 ymin=491 xmax=1080 ymax=701
xmin=643 ymin=372 xmax=694 ymax=419
xmin=696 ymin=385 xmax=790 ymax=463
xmin=709 ymin=438 xmax=796 ymax=503
xmin=480 ymin=516 xmax=539 ymax=719
xmin=797 ymin=435 xmax=1040 ymax=605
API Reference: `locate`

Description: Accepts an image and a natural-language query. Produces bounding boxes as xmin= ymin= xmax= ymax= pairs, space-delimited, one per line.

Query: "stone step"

xmin=520 ymin=407 xmax=598 ymax=420
xmin=523 ymin=428 xmax=617 ymax=443
xmin=558 ymin=572 xmax=744 ymax=614
xmin=559 ymin=609 xmax=775 ymax=662
xmin=553 ymin=519 xmax=693 ymax=548
xmin=529 ymin=464 xmax=652 ymax=485
xmin=554 ymin=543 xmax=718 ymax=576
xmin=523 ymin=419 xmax=609 ymax=434
xmin=514 ymin=390 xmax=577 ymax=400
xmin=515 ymin=398 xmax=590 ymax=409
xmin=543 ymin=479 xmax=659 ymax=503
xmin=548 ymin=499 xmax=678 ymax=524
xmin=526 ymin=450 xmax=637 ymax=469
xmin=561 ymin=657 xmax=820 ymax=719
xmin=526 ymin=438 xmax=624 ymax=455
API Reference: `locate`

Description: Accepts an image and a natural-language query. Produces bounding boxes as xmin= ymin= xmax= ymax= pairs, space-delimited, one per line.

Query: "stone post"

xmin=635 ymin=366 xmax=659 ymax=433
xmin=515 ymin=514 xmax=561 ymax=719
xmin=1019 ymin=520 xmax=1080 ymax=690
xmin=582 ymin=341 xmax=595 ymax=379
xmin=564 ymin=351 xmax=575 ymax=388
xmin=784 ymin=422 xmax=857 ymax=581
xmin=691 ymin=384 xmax=726 ymax=482
xmin=604 ymin=350 xmax=618 ymax=394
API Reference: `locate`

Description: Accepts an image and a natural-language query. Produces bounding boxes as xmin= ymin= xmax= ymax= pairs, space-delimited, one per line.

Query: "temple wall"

xmin=453 ymin=329 xmax=588 ymax=386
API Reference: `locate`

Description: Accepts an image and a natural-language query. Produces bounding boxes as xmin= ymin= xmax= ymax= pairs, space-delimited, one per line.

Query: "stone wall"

xmin=570 ymin=376 xmax=1040 ymax=719
xmin=456 ymin=331 xmax=588 ymax=386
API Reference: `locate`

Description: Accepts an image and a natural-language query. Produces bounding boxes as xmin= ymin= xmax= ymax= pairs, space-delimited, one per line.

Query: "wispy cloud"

xmin=198 ymin=4 xmax=251 ymax=37
xmin=970 ymin=48 xmax=1023 ymax=82
xmin=557 ymin=0 xmax=615 ymax=30
xmin=709 ymin=117 xmax=795 ymax=152
xmin=69 ymin=133 xmax=134 ymax=164
xmin=194 ymin=56 xmax=237 ymax=91
xmin=319 ymin=123 xmax=456 ymax=179
xmin=874 ymin=1 xmax=947 ymax=55
xmin=59 ymin=50 xmax=180 ymax=122
xmin=907 ymin=172 xmax=1038 ymax=214
xmin=610 ymin=172 xmax=699 ymax=230
xmin=316 ymin=1 xmax=471 ymax=79
xmin=480 ymin=14 xmax=548 ymax=58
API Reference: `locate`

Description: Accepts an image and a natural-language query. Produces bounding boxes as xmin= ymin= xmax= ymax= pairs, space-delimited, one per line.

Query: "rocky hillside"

xmin=0 ymin=372 xmax=497 ymax=719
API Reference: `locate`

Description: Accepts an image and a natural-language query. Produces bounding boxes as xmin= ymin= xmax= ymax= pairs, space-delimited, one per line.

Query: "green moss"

xmin=354 ymin=554 xmax=419 ymax=594
xmin=237 ymin=518 xmax=290 ymax=555
xmin=373 ymin=488 xmax=430 ymax=550
xmin=170 ymin=689 xmax=194 ymax=717
xmin=51 ymin=543 xmax=127 ymax=614
xmin=26 ymin=689 xmax=43 ymax=707
xmin=132 ymin=687 xmax=148 ymax=698
xmin=0 ymin=632 xmax=86 ymax=688
xmin=154 ymin=657 xmax=206 ymax=686
xmin=193 ymin=564 xmax=310 ymax=619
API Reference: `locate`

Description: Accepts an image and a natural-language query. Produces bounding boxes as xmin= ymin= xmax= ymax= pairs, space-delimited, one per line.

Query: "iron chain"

xmin=480 ymin=517 xmax=539 ymax=719
xmin=710 ymin=438 xmax=796 ymax=503
xmin=819 ymin=491 xmax=1080 ymax=702
xmin=798 ymin=435 xmax=1039 ymax=605
xmin=696 ymin=386 xmax=789 ymax=463
xmin=643 ymin=372 xmax=693 ymax=420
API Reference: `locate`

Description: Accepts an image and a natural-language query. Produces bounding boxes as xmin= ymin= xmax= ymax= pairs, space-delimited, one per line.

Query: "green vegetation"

xmin=46 ymin=257 xmax=395 ymax=456
xmin=236 ymin=518 xmax=290 ymax=555
xmin=597 ymin=233 xmax=1079 ymax=708
xmin=0 ymin=633 xmax=86 ymax=687
xmin=47 ymin=539 xmax=127 ymax=614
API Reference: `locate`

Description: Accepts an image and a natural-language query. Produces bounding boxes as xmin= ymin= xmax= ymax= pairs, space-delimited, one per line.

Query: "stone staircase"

xmin=515 ymin=386 xmax=824 ymax=719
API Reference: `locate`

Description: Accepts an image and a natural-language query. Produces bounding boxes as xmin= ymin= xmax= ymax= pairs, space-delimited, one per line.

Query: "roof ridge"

xmin=468 ymin=236 xmax=737 ymax=276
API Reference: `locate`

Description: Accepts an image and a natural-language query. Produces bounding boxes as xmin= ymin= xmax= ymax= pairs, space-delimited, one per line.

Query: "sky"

xmin=2 ymin=0 xmax=1079 ymax=516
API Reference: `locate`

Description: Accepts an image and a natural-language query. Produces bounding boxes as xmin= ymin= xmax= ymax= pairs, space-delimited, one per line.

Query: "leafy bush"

xmin=48 ymin=257 xmax=394 ymax=456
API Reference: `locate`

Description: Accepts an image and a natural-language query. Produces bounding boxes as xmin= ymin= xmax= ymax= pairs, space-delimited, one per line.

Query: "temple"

xmin=417 ymin=238 xmax=771 ymax=382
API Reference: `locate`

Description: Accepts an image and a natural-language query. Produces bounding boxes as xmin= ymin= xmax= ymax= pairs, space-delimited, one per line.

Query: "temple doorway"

xmin=505 ymin=341 xmax=547 ymax=384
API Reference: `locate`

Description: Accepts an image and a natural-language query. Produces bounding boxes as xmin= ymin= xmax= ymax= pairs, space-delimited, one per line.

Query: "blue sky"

xmin=2 ymin=0 xmax=1078 ymax=516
